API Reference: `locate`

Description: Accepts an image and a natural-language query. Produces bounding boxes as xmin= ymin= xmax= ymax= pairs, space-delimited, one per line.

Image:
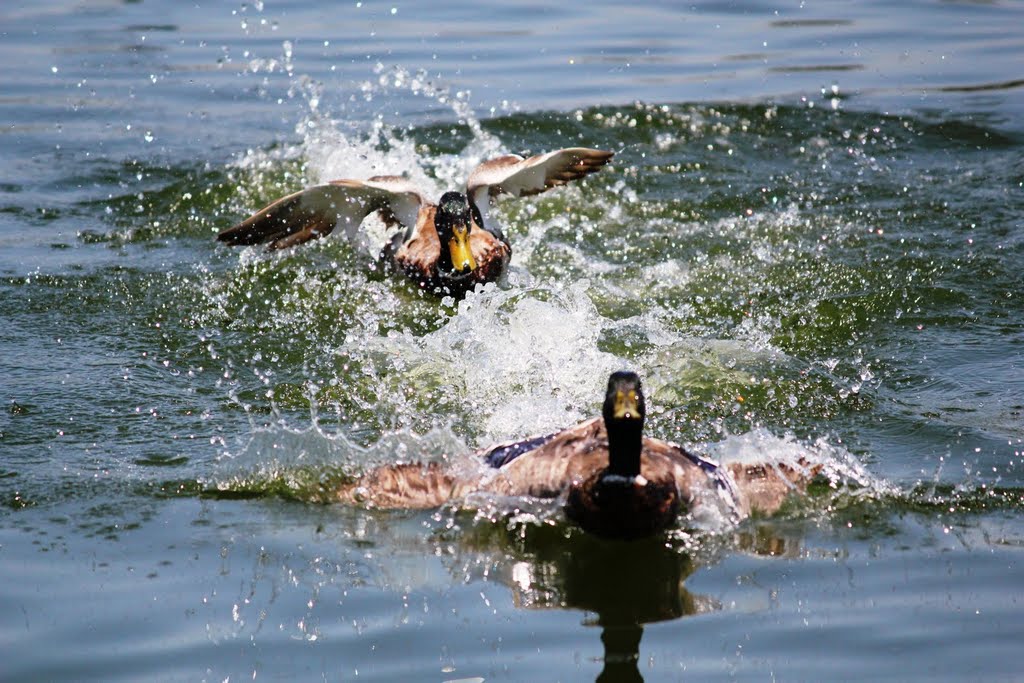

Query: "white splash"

xmin=676 ymin=429 xmax=887 ymax=533
xmin=210 ymin=65 xmax=883 ymax=540
xmin=349 ymin=281 xmax=621 ymax=444
xmin=213 ymin=418 xmax=472 ymax=485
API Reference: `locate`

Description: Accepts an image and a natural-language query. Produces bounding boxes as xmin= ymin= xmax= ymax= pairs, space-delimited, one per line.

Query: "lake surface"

xmin=2 ymin=1 xmax=1023 ymax=680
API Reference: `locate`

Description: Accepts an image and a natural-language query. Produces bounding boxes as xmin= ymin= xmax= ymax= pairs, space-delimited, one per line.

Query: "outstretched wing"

xmin=725 ymin=458 xmax=823 ymax=517
xmin=465 ymin=147 xmax=613 ymax=226
xmin=217 ymin=176 xmax=427 ymax=252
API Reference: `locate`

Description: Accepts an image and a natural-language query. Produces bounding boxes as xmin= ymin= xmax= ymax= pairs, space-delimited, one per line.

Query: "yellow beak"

xmin=613 ymin=389 xmax=640 ymax=420
xmin=448 ymin=225 xmax=477 ymax=273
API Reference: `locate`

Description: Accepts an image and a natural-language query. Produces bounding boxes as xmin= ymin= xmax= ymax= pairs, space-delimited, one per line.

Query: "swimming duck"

xmin=217 ymin=147 xmax=614 ymax=296
xmin=337 ymin=371 xmax=820 ymax=540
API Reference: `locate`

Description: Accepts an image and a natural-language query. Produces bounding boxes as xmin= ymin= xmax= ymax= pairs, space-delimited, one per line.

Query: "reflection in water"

xmin=446 ymin=522 xmax=804 ymax=682
xmin=598 ymin=624 xmax=645 ymax=683
xmin=558 ymin=539 xmax=697 ymax=683
xmin=934 ymin=77 xmax=1024 ymax=93
xmin=209 ymin=501 xmax=808 ymax=681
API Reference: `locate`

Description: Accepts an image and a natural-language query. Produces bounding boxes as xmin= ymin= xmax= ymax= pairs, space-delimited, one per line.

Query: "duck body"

xmin=379 ymin=194 xmax=510 ymax=297
xmin=482 ymin=417 xmax=688 ymax=539
xmin=478 ymin=416 xmax=731 ymax=539
xmin=566 ymin=471 xmax=680 ymax=541
xmin=218 ymin=148 xmax=613 ymax=296
xmin=334 ymin=372 xmax=820 ymax=539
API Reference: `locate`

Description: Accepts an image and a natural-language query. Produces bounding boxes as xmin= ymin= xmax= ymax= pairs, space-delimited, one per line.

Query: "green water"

xmin=2 ymin=1 xmax=1023 ymax=680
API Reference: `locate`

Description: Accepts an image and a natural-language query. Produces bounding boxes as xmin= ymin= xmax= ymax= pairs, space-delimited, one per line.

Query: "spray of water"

xmin=204 ymin=68 xmax=899 ymax=534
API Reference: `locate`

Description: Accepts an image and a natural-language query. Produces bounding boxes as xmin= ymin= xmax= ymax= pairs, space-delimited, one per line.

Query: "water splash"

xmin=210 ymin=419 xmax=472 ymax=502
xmin=365 ymin=63 xmax=510 ymax=175
xmin=206 ymin=88 xmax=944 ymax=542
xmin=297 ymin=63 xmax=510 ymax=191
xmin=348 ymin=281 xmax=621 ymax=444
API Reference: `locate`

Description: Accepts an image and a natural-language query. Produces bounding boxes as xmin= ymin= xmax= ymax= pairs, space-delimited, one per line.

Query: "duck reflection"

xmin=487 ymin=529 xmax=699 ymax=681
xmin=206 ymin=498 xmax=804 ymax=682
xmin=519 ymin=534 xmax=698 ymax=683
xmin=448 ymin=521 xmax=804 ymax=682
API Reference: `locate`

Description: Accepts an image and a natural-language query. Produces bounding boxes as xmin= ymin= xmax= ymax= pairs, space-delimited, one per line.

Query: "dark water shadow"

xmin=512 ymin=534 xmax=700 ymax=682
xmin=448 ymin=522 xmax=805 ymax=682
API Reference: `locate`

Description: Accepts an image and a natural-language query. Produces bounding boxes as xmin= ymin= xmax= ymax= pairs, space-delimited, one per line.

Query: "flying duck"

xmin=217 ymin=147 xmax=614 ymax=296
xmin=336 ymin=371 xmax=821 ymax=539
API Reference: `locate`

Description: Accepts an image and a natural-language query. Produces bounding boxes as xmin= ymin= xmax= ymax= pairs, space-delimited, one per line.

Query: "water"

xmin=2 ymin=1 xmax=1023 ymax=680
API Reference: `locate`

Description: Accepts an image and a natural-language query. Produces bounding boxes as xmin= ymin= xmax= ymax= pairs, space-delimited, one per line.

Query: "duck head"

xmin=602 ymin=370 xmax=646 ymax=479
xmin=435 ymin=191 xmax=477 ymax=275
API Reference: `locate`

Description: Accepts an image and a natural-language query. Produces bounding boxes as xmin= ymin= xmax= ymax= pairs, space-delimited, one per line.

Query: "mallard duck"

xmin=478 ymin=371 xmax=725 ymax=539
xmin=217 ymin=147 xmax=614 ymax=296
xmin=337 ymin=371 xmax=821 ymax=540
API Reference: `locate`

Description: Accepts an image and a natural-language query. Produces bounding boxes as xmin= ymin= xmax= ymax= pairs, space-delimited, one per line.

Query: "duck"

xmin=477 ymin=371 xmax=684 ymax=539
xmin=336 ymin=371 xmax=821 ymax=540
xmin=217 ymin=147 xmax=614 ymax=296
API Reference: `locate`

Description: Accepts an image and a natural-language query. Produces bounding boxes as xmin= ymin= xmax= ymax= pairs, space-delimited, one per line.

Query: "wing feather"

xmin=217 ymin=178 xmax=428 ymax=251
xmin=465 ymin=147 xmax=614 ymax=208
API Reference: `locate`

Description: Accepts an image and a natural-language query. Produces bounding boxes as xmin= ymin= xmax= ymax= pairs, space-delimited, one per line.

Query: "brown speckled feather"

xmin=479 ymin=418 xmax=718 ymax=510
xmin=725 ymin=459 xmax=822 ymax=516
xmin=217 ymin=178 xmax=426 ymax=251
xmin=466 ymin=148 xmax=615 ymax=202
xmin=479 ymin=418 xmax=608 ymax=498
xmin=388 ymin=205 xmax=441 ymax=281
xmin=335 ymin=461 xmax=483 ymax=509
